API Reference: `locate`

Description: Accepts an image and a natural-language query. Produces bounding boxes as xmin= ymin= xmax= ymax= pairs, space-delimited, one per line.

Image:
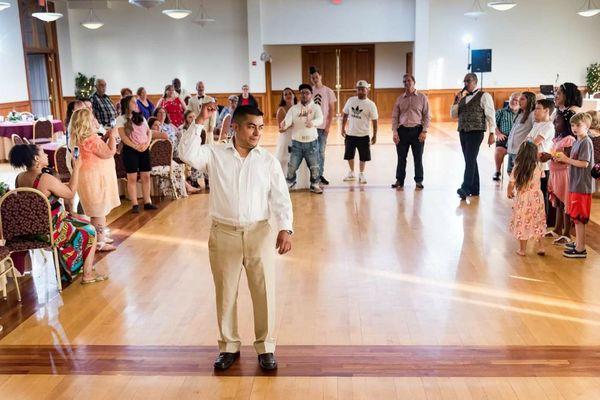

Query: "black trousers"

xmin=540 ymin=171 xmax=555 ymax=227
xmin=395 ymin=126 xmax=424 ymax=184
xmin=459 ymin=130 xmax=484 ymax=195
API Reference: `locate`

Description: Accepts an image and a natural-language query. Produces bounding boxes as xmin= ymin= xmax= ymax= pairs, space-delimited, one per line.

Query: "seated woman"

xmin=148 ymin=117 xmax=199 ymax=196
xmin=9 ymin=144 xmax=108 ymax=284
xmin=69 ymin=108 xmax=121 ymax=252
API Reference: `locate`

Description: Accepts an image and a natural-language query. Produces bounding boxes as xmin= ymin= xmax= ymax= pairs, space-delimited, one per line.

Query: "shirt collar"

xmin=403 ymin=89 xmax=418 ymax=98
xmin=225 ymin=139 xmax=263 ymax=156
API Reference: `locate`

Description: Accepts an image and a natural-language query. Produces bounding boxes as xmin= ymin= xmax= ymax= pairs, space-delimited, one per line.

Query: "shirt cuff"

xmin=276 ymin=218 xmax=293 ymax=234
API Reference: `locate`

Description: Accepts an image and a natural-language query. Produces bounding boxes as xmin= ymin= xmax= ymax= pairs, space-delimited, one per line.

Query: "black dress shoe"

xmin=391 ymin=180 xmax=403 ymax=189
xmin=320 ymin=176 xmax=330 ymax=185
xmin=144 ymin=203 xmax=158 ymax=210
xmin=214 ymin=352 xmax=240 ymax=370
xmin=457 ymin=188 xmax=467 ymax=200
xmin=415 ymin=183 xmax=424 ymax=190
xmin=132 ymin=205 xmax=140 ymax=214
xmin=258 ymin=353 xmax=277 ymax=370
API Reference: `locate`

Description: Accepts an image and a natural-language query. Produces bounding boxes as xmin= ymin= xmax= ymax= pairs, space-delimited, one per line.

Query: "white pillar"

xmin=246 ymin=0 xmax=265 ymax=93
xmin=414 ymin=0 xmax=430 ymax=89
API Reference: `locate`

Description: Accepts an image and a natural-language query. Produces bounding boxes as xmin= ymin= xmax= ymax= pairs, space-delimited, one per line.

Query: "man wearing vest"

xmin=451 ymin=73 xmax=496 ymax=200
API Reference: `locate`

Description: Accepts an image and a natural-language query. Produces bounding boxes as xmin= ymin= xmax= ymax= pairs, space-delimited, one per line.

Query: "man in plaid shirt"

xmin=91 ymin=79 xmax=117 ymax=127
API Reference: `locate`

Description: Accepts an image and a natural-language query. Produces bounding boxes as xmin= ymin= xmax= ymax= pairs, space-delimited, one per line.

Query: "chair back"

xmin=54 ymin=146 xmax=71 ymax=183
xmin=150 ymin=139 xmax=173 ymax=168
xmin=33 ymin=120 xmax=53 ymax=141
xmin=591 ymin=136 xmax=600 ymax=166
xmin=220 ymin=114 xmax=232 ymax=140
xmin=114 ymin=153 xmax=127 ymax=179
xmin=11 ymin=134 xmax=25 ymax=146
xmin=0 ymin=188 xmax=53 ymax=242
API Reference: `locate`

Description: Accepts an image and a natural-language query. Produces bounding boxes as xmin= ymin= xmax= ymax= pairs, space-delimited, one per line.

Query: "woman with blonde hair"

xmin=69 ymin=107 xmax=120 ymax=251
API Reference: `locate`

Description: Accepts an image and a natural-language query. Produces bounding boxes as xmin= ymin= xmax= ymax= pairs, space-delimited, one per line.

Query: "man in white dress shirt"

xmin=190 ymin=105 xmax=293 ymax=371
xmin=187 ymin=81 xmax=217 ymax=143
xmin=451 ymin=73 xmax=496 ymax=200
xmin=280 ymin=83 xmax=324 ymax=194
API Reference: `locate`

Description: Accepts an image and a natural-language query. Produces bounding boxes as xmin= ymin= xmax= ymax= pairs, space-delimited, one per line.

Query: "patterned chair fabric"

xmin=591 ymin=136 xmax=600 ymax=166
xmin=54 ymin=146 xmax=71 ymax=183
xmin=32 ymin=120 xmax=53 ymax=143
xmin=11 ymin=134 xmax=25 ymax=146
xmin=0 ymin=189 xmax=51 ymax=241
xmin=150 ymin=140 xmax=172 ymax=168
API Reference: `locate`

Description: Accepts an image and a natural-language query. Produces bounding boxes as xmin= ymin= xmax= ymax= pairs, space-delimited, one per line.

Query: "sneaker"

xmin=563 ymin=248 xmax=587 ymax=258
xmin=416 ymin=183 xmax=424 ymax=190
xmin=492 ymin=172 xmax=501 ymax=181
xmin=310 ymin=184 xmax=323 ymax=194
xmin=564 ymin=242 xmax=576 ymax=249
xmin=359 ymin=173 xmax=367 ymax=184
xmin=343 ymin=172 xmax=356 ymax=182
xmin=320 ymin=176 xmax=330 ymax=185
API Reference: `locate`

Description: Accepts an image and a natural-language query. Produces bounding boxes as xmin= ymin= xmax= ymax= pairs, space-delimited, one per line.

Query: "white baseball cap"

xmin=356 ymin=80 xmax=371 ymax=89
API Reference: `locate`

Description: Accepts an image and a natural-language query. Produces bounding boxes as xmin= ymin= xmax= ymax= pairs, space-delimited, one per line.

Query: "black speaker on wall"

xmin=471 ymin=49 xmax=492 ymax=73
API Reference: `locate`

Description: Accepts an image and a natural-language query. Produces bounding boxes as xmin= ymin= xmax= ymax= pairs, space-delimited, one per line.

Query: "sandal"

xmin=553 ymin=236 xmax=570 ymax=245
xmin=81 ymin=273 xmax=109 ymax=285
xmin=97 ymin=242 xmax=117 ymax=252
xmin=544 ymin=230 xmax=559 ymax=238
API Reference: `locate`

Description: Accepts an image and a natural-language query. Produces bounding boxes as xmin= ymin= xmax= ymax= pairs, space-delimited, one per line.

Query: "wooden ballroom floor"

xmin=1 ymin=121 xmax=600 ymax=398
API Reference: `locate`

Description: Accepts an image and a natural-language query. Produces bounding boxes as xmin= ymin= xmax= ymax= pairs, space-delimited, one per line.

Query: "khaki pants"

xmin=208 ymin=220 xmax=276 ymax=354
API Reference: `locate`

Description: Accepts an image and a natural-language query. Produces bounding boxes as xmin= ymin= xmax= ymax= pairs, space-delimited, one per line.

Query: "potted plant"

xmin=587 ymin=63 xmax=600 ymax=98
xmin=75 ymin=72 xmax=96 ymax=99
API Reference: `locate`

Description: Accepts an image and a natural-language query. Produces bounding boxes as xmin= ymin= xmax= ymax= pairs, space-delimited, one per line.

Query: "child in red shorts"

xmin=554 ymin=112 xmax=594 ymax=258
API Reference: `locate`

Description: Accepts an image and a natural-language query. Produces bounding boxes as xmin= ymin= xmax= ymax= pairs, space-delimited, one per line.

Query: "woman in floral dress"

xmin=9 ymin=144 xmax=107 ymax=284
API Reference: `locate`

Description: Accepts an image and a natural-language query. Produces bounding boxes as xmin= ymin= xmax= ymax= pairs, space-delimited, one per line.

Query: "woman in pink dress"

xmin=548 ymin=83 xmax=581 ymax=244
xmin=508 ymin=142 xmax=546 ymax=256
xmin=156 ymin=84 xmax=186 ymax=128
xmin=69 ymin=107 xmax=121 ymax=251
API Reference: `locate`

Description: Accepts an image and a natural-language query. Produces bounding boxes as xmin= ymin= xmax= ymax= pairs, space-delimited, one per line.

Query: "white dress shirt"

xmin=187 ymin=95 xmax=217 ymax=143
xmin=281 ymin=101 xmax=324 ymax=143
xmin=450 ymin=89 xmax=497 ymax=132
xmin=192 ymin=139 xmax=293 ymax=232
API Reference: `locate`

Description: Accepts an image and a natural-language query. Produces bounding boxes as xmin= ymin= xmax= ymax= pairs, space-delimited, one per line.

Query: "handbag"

xmin=177 ymin=123 xmax=205 ymax=170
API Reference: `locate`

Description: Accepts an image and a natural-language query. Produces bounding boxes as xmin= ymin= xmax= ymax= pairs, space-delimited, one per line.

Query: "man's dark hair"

xmin=309 ymin=66 xmax=319 ymax=75
xmin=232 ymin=105 xmax=264 ymax=125
xmin=298 ymin=83 xmax=312 ymax=93
xmin=536 ymin=98 xmax=555 ymax=115
xmin=403 ymin=74 xmax=416 ymax=83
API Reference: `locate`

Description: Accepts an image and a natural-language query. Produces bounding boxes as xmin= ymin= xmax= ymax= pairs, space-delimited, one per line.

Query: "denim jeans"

xmin=507 ymin=153 xmax=516 ymax=175
xmin=287 ymin=139 xmax=321 ymax=185
xmin=459 ymin=130 xmax=484 ymax=195
xmin=317 ymin=129 xmax=328 ymax=178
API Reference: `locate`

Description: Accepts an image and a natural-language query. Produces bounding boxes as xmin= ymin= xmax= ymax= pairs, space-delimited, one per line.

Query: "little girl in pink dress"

xmin=508 ymin=142 xmax=547 ymax=256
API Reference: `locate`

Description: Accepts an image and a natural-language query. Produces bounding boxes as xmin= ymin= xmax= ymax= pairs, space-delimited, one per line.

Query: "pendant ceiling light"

xmin=487 ymin=1 xmax=517 ymax=11
xmin=464 ymin=0 xmax=486 ymax=17
xmin=32 ymin=0 xmax=62 ymax=22
xmin=0 ymin=1 xmax=10 ymax=11
xmin=81 ymin=9 xmax=104 ymax=29
xmin=128 ymin=0 xmax=165 ymax=10
xmin=163 ymin=0 xmax=191 ymax=19
xmin=192 ymin=0 xmax=214 ymax=26
xmin=578 ymin=0 xmax=600 ymax=16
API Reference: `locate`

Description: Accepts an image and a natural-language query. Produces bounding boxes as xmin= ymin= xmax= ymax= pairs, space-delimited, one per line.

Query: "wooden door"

xmin=301 ymin=44 xmax=375 ymax=114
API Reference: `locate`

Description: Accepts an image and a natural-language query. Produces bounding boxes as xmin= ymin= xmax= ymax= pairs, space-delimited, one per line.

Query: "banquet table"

xmin=0 ymin=120 xmax=65 ymax=161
